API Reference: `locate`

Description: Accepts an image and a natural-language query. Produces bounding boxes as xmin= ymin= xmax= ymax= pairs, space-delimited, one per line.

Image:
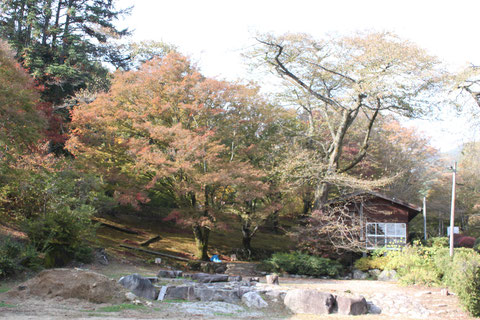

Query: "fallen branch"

xmin=119 ymin=244 xmax=191 ymax=262
xmin=140 ymin=235 xmax=162 ymax=247
xmin=92 ymin=218 xmax=141 ymax=235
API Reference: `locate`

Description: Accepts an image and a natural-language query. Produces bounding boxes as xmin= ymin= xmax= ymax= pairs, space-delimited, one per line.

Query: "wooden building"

xmin=327 ymin=191 xmax=421 ymax=250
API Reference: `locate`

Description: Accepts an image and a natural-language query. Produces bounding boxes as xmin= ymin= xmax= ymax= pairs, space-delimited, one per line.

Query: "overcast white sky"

xmin=117 ymin=0 xmax=480 ymax=152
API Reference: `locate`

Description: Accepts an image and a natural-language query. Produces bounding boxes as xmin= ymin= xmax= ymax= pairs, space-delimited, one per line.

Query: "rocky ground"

xmin=0 ymin=260 xmax=474 ymax=320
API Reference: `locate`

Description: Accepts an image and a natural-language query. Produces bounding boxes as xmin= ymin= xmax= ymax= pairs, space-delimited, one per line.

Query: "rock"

xmin=165 ymin=286 xmax=196 ymax=301
xmin=352 ymin=269 xmax=368 ymax=280
xmin=94 ymin=248 xmax=109 ymax=265
xmin=377 ymin=270 xmax=397 ymax=281
xmin=250 ymin=277 xmax=260 ymax=282
xmin=197 ymin=274 xmax=230 ymax=283
xmin=157 ymin=270 xmax=183 ymax=278
xmin=118 ymin=274 xmax=157 ymax=300
xmin=368 ymin=269 xmax=381 ymax=278
xmin=241 ymin=291 xmax=268 ymax=309
xmin=265 ymin=290 xmax=287 ymax=300
xmin=336 ymin=296 xmax=368 ymax=315
xmin=145 ymin=276 xmax=158 ymax=283
xmin=284 ymin=289 xmax=335 ymax=314
xmin=228 ymin=276 xmax=242 ymax=282
xmin=266 ymin=274 xmax=279 ymax=285
xmin=188 ymin=273 xmax=210 ymax=280
xmin=415 ymin=291 xmax=432 ymax=297
xmin=157 ymin=286 xmax=167 ymax=301
xmin=367 ymin=302 xmax=382 ymax=314
xmin=215 ymin=264 xmax=227 ymax=274
xmin=200 ymin=262 xmax=216 ymax=273
xmin=194 ymin=287 xmax=240 ymax=303
xmin=236 ymin=286 xmax=254 ymax=297
xmin=125 ymin=292 xmax=137 ymax=301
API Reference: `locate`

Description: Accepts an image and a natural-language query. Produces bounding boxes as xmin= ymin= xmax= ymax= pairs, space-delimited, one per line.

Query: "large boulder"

xmin=336 ymin=296 xmax=368 ymax=315
xmin=196 ymin=274 xmax=230 ymax=283
xmin=194 ymin=287 xmax=240 ymax=303
xmin=352 ymin=269 xmax=368 ymax=280
xmin=118 ymin=274 xmax=157 ymax=300
xmin=266 ymin=274 xmax=279 ymax=285
xmin=157 ymin=270 xmax=183 ymax=278
xmin=284 ymin=289 xmax=335 ymax=314
xmin=377 ymin=270 xmax=397 ymax=281
xmin=164 ymin=286 xmax=195 ymax=301
xmin=241 ymin=291 xmax=268 ymax=308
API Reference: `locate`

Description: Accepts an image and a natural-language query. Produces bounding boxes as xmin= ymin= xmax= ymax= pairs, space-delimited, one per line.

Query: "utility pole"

xmin=423 ymin=196 xmax=427 ymax=241
xmin=449 ymin=162 xmax=457 ymax=257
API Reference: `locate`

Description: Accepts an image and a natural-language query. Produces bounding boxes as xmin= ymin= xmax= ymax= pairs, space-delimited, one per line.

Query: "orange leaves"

xmin=67 ymin=51 xmax=267 ymax=219
xmin=0 ymin=40 xmax=47 ymax=156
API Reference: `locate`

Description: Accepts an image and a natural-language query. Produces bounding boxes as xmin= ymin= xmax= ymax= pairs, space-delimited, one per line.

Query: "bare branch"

xmin=256 ymin=38 xmax=345 ymax=109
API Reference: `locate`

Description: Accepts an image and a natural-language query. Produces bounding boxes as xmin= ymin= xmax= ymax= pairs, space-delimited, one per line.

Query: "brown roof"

xmin=326 ymin=191 xmax=422 ymax=221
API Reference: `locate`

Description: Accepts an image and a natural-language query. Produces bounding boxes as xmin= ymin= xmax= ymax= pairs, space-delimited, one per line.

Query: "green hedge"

xmin=263 ymin=252 xmax=343 ymax=277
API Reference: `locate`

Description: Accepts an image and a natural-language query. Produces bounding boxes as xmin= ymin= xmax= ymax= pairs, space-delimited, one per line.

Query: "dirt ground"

xmin=0 ymin=259 xmax=474 ymax=320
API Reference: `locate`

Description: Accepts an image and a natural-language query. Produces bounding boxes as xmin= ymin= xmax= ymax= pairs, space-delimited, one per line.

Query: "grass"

xmin=0 ymin=286 xmax=11 ymax=293
xmin=95 ymin=211 xmax=293 ymax=262
xmin=214 ymin=312 xmax=235 ymax=316
xmin=0 ymin=301 xmax=16 ymax=308
xmin=96 ymin=303 xmax=147 ymax=312
xmin=162 ymin=299 xmax=184 ymax=303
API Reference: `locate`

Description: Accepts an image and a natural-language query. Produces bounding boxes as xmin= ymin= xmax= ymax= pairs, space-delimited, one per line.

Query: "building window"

xmin=366 ymin=222 xmax=406 ymax=250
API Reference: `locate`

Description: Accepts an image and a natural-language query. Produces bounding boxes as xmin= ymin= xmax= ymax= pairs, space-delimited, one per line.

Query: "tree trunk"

xmin=41 ymin=0 xmax=53 ymax=46
xmin=51 ymin=0 xmax=63 ymax=48
xmin=269 ymin=209 xmax=280 ymax=234
xmin=192 ymin=225 xmax=210 ymax=261
xmin=241 ymin=223 xmax=253 ymax=258
xmin=60 ymin=0 xmax=74 ymax=63
xmin=313 ymin=181 xmax=330 ymax=211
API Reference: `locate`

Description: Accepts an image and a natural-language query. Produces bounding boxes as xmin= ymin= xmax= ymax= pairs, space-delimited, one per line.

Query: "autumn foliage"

xmin=0 ymin=40 xmax=46 ymax=155
xmin=67 ymin=53 xmax=267 ymax=259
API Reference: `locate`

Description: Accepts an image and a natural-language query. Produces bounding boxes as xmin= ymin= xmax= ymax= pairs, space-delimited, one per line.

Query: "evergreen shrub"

xmin=263 ymin=252 xmax=343 ymax=277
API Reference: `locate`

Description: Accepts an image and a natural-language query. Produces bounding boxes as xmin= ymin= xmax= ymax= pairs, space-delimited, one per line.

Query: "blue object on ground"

xmin=210 ymin=254 xmax=221 ymax=263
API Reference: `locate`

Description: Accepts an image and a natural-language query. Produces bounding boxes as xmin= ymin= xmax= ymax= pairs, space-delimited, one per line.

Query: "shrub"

xmin=385 ymin=243 xmax=480 ymax=317
xmin=386 ymin=245 xmax=441 ymax=286
xmin=24 ymin=205 xmax=96 ymax=267
xmin=0 ymin=236 xmax=42 ymax=278
xmin=474 ymin=238 xmax=480 ymax=252
xmin=264 ymin=252 xmax=343 ymax=277
xmin=426 ymin=237 xmax=449 ymax=248
xmin=437 ymin=249 xmax=480 ymax=316
xmin=354 ymin=252 xmax=391 ymax=272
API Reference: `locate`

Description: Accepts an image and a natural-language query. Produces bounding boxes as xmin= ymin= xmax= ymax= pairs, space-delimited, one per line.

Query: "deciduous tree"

xmin=248 ymin=32 xmax=448 ymax=208
xmin=67 ymin=53 xmax=266 ymax=260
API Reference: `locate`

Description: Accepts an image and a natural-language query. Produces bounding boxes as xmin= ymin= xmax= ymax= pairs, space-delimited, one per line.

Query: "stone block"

xmin=284 ymin=289 xmax=335 ymax=314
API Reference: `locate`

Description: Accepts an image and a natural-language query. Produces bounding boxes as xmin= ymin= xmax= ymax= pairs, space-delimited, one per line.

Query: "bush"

xmin=426 ymin=237 xmax=449 ymax=248
xmin=0 ymin=236 xmax=42 ymax=278
xmin=354 ymin=251 xmax=391 ymax=271
xmin=386 ymin=245 xmax=442 ymax=286
xmin=385 ymin=243 xmax=480 ymax=316
xmin=263 ymin=252 xmax=343 ymax=277
xmin=24 ymin=205 xmax=96 ymax=267
xmin=437 ymin=249 xmax=480 ymax=316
